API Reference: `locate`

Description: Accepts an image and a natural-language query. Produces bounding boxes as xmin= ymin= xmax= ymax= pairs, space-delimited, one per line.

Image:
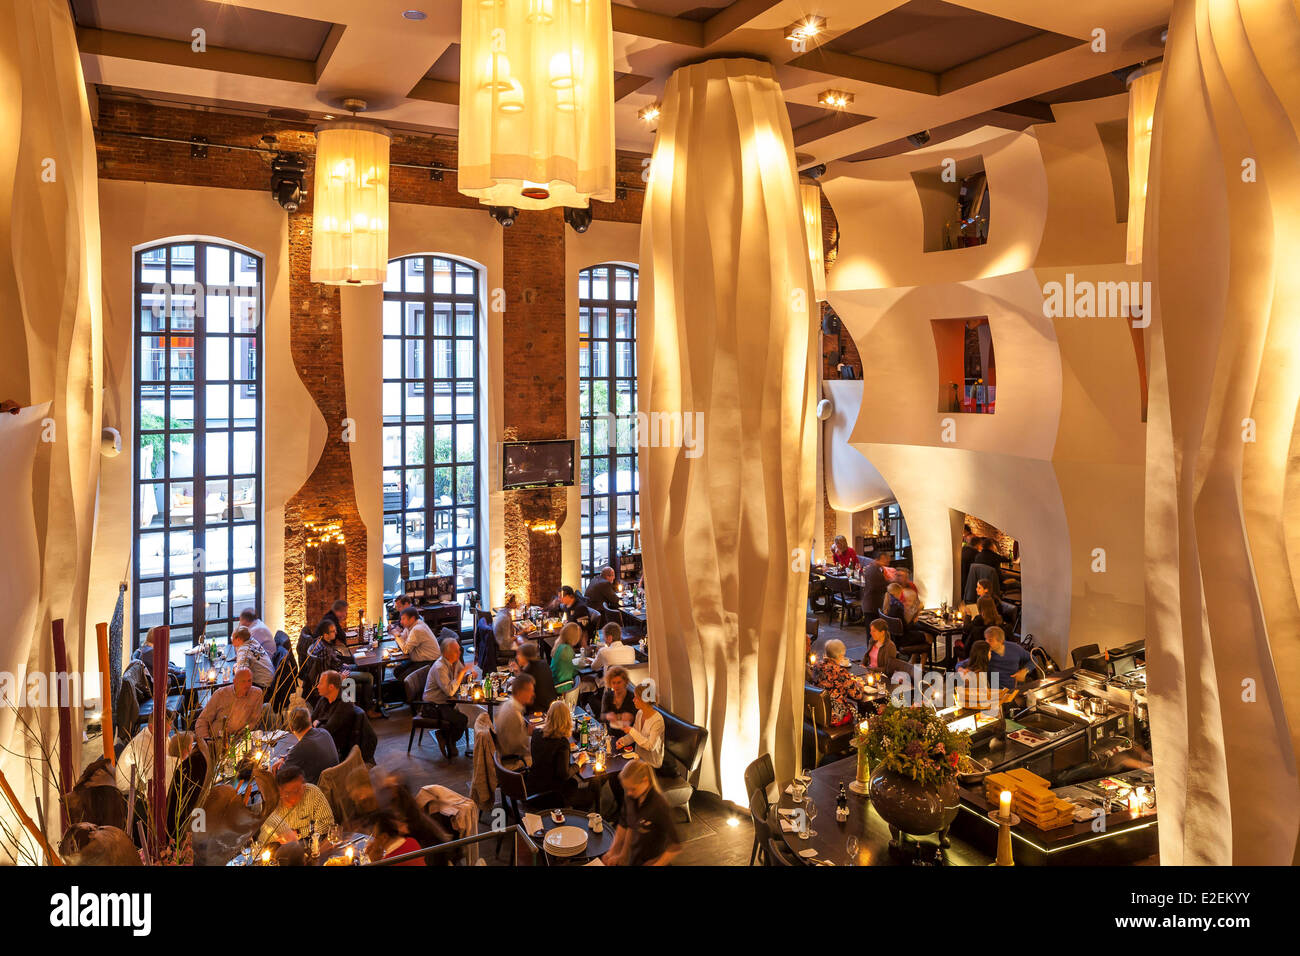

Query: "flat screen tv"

xmin=502 ymin=439 xmax=575 ymax=490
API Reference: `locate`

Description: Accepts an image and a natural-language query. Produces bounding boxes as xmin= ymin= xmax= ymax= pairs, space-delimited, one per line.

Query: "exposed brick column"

xmin=283 ymin=201 xmax=367 ymax=635
xmin=501 ymin=208 xmax=568 ymax=605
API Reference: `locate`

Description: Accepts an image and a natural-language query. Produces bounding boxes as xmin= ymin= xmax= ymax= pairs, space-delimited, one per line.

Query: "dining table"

xmin=774 ymin=756 xmax=991 ymax=866
xmin=523 ymin=808 xmax=614 ymax=864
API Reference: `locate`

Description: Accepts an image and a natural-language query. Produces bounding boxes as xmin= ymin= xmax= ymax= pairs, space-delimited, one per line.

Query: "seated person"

xmin=393 ymin=606 xmax=441 ymax=681
xmin=132 ymin=625 xmax=184 ymax=685
xmin=602 ymin=760 xmax=681 ymax=867
xmin=864 ymin=619 xmax=908 ymax=675
xmin=320 ymin=599 xmax=348 ymax=640
xmin=550 ymin=623 xmax=582 ymax=705
xmin=557 ymin=585 xmax=598 ymax=641
xmin=386 ymin=595 xmax=414 ymax=638
xmin=308 ymin=619 xmax=379 ymax=718
xmin=493 ymin=597 xmax=520 ymax=655
xmin=238 ymin=608 xmax=279 ymax=657
xmin=976 ymin=626 xmax=1032 ymax=695
xmin=274 ymin=704 xmax=339 ymax=785
xmin=893 ymin=568 xmax=922 ymax=623
xmin=829 ymin=534 xmax=858 ymax=570
xmin=230 ymin=625 xmax=274 ymax=689
xmin=884 ymin=583 xmax=931 ymax=662
xmin=494 ymin=672 xmax=535 ymax=769
xmin=366 ymin=809 xmax=425 ymax=866
xmin=195 ymin=666 xmax=264 ymax=739
xmin=959 ymin=594 xmax=1005 ymax=660
xmin=256 ymin=765 xmax=334 ymax=848
xmin=954 ymin=640 xmax=999 ymax=712
xmin=809 ymin=639 xmax=869 ymax=725
xmin=512 ymin=641 xmax=556 ymax=714
xmin=378 ymin=772 xmax=456 ymax=850
xmin=311 ymin=669 xmax=364 ymax=757
xmin=616 ymin=680 xmax=666 ymax=772
xmin=421 ymin=637 xmax=480 ymax=758
xmin=584 ymin=566 xmax=622 ymax=615
xmin=600 ymin=665 xmax=638 ymax=735
xmin=527 ymin=700 xmax=581 ymax=807
xmin=592 ymin=622 xmax=637 ymax=671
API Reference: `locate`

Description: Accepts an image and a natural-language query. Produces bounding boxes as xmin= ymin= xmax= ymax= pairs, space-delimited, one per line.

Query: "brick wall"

xmin=95 ymin=97 xmax=644 ymax=628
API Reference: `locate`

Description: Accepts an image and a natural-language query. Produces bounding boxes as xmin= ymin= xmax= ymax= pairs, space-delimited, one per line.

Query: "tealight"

xmin=260 ymin=848 xmax=272 ymax=864
xmin=345 ymin=846 xmax=355 ymax=863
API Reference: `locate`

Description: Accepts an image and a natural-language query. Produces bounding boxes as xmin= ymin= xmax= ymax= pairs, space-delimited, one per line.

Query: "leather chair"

xmin=744 ymin=754 xmax=776 ymax=865
xmin=805 ymin=616 xmax=820 ymax=642
xmin=803 ymin=684 xmax=853 ymax=768
xmin=654 ymin=705 xmax=708 ymax=823
xmin=1071 ymin=643 xmax=1102 ymax=669
xmin=403 ymin=665 xmax=446 ymax=754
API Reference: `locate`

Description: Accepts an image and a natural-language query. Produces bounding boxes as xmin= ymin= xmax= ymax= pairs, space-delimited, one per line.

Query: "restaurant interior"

xmin=1 ymin=0 xmax=1298 ymax=882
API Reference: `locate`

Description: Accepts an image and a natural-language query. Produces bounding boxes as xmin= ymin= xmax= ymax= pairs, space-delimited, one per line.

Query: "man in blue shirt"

xmin=984 ymin=627 xmax=1032 ymax=691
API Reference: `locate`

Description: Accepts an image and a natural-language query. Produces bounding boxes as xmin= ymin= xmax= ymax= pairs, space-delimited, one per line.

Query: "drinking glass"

xmin=845 ymin=835 xmax=859 ymax=865
xmin=805 ymin=798 xmax=819 ymax=839
xmin=790 ymin=780 xmax=806 ymax=804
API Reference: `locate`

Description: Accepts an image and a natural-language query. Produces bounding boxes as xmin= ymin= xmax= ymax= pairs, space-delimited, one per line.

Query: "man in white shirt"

xmin=238 ymin=608 xmax=277 ymax=657
xmin=592 ymin=622 xmax=637 ymax=672
xmin=393 ymin=607 xmax=440 ymax=681
xmin=494 ymin=672 xmax=535 ymax=770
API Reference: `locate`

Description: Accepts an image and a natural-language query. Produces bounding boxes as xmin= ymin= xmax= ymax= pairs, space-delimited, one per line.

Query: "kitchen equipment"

xmin=1084 ymin=696 xmax=1110 ymax=718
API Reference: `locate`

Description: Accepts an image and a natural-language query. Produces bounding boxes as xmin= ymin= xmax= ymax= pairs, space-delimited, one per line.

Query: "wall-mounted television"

xmin=502 ymin=439 xmax=575 ymax=490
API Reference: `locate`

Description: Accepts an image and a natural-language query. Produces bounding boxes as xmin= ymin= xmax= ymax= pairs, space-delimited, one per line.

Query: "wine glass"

xmin=845 ymin=835 xmax=859 ymax=866
xmin=790 ymin=779 xmax=806 ymax=804
xmin=804 ymin=798 xmax=819 ymax=839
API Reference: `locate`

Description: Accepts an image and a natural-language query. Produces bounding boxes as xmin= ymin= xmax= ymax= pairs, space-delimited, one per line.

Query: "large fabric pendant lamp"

xmin=311 ymin=99 xmax=391 ymax=284
xmin=457 ymin=0 xmax=615 ymax=210
xmin=1125 ymin=64 xmax=1161 ymax=265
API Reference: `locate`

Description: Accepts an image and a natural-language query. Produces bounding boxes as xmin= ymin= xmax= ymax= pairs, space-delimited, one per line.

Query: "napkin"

xmin=797 ymin=848 xmax=818 ymax=858
xmin=522 ymin=813 xmax=544 ymax=835
xmin=779 ymin=819 xmax=798 ymax=832
xmin=584 ymin=857 xmax=605 ymax=866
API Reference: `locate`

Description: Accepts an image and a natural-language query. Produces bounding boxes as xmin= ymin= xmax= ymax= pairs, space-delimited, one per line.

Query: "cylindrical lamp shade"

xmin=802 ymin=183 xmax=827 ymax=301
xmin=457 ymin=0 xmax=615 ymax=209
xmin=311 ymin=122 xmax=391 ymax=284
xmin=1125 ymin=66 xmax=1160 ymax=265
xmin=639 ymin=58 xmax=817 ymax=802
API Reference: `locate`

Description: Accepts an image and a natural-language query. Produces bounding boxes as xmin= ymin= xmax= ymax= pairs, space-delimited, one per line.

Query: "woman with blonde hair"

xmin=830 ymin=534 xmax=858 ymax=570
xmin=602 ymin=759 xmax=680 ymax=866
xmin=526 ymin=700 xmax=581 ymax=807
xmin=550 ymin=622 xmax=582 ymax=707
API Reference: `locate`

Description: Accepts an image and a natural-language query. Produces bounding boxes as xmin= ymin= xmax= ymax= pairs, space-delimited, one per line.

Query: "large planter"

xmin=868 ymin=766 xmax=960 ymax=837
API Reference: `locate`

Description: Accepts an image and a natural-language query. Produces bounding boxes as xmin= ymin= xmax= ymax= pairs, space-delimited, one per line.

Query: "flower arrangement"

xmin=863 ymin=703 xmax=972 ymax=789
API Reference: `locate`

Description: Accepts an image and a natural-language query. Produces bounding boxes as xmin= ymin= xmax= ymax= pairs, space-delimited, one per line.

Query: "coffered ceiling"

xmin=72 ymin=0 xmax=1171 ymax=168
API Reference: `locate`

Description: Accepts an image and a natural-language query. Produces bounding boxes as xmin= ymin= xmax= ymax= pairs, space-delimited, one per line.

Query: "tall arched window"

xmin=382 ymin=255 xmax=482 ymax=608
xmin=133 ymin=240 xmax=263 ymax=658
xmin=578 ymin=264 xmax=639 ymax=579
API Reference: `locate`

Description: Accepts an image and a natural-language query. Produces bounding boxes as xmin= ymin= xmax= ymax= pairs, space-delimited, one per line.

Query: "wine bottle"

xmin=836 ymin=783 xmax=849 ymax=822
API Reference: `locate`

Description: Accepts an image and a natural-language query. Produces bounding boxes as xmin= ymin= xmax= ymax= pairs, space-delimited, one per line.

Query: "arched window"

xmin=133 ymin=240 xmax=263 ymax=658
xmin=382 ymin=255 xmax=482 ymax=608
xmin=578 ymin=264 xmax=639 ymax=579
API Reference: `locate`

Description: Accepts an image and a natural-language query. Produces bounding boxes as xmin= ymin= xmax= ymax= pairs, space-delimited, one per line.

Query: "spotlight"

xmin=818 ymin=89 xmax=853 ymax=109
xmin=489 ymin=205 xmax=519 ymax=227
xmin=564 ymin=206 xmax=592 ymax=233
xmin=402 ymin=9 xmax=427 ymax=19
xmin=821 ymin=311 xmax=840 ymax=335
xmin=270 ymin=152 xmax=307 ymax=212
xmin=803 ymin=163 xmax=827 ymax=181
xmin=785 ymin=16 xmax=826 ymax=42
xmin=906 ymin=130 xmax=932 ymax=148
xmin=638 ymin=103 xmax=661 ymax=124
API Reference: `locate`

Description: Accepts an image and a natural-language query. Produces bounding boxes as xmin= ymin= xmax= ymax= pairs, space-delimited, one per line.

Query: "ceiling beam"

xmin=75 ymin=27 xmax=317 ymax=86
xmin=610 ymin=4 xmax=706 ymax=47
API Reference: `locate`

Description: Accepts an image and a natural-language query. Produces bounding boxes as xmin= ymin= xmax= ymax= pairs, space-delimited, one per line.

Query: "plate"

xmin=544 ymin=826 xmax=589 ymax=857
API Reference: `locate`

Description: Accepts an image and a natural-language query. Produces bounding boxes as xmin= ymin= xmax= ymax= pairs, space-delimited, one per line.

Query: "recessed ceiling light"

xmin=322 ymin=113 xmax=335 ymax=120
xmin=402 ymin=9 xmax=427 ymax=20
xmin=817 ymin=89 xmax=853 ymax=109
xmin=638 ymin=103 xmax=661 ymax=124
xmin=786 ymin=16 xmax=826 ymax=42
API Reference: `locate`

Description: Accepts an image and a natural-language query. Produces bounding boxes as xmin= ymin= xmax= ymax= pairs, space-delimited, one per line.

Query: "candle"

xmin=809 ymin=653 xmax=817 ymax=665
xmin=345 ymin=846 xmax=355 ymax=863
xmin=999 ymin=790 xmax=1012 ymax=821
xmin=260 ymin=848 xmax=271 ymax=865
xmin=207 ymin=668 xmax=216 ymax=682
xmin=1127 ymin=789 xmax=1142 ymax=814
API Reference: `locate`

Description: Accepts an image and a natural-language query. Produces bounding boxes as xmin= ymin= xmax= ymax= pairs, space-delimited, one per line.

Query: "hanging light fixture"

xmin=1125 ymin=64 xmax=1161 ymax=265
xmin=801 ymin=183 xmax=826 ymax=301
xmin=457 ymin=0 xmax=615 ymax=210
xmin=311 ymin=99 xmax=391 ymax=284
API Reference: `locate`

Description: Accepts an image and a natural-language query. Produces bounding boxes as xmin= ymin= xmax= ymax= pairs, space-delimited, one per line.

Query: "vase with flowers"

xmin=863 ymin=703 xmax=972 ymax=844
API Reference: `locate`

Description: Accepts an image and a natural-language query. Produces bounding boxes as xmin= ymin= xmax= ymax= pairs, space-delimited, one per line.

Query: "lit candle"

xmin=809 ymin=653 xmax=817 ymax=665
xmin=1127 ymin=789 xmax=1142 ymax=814
xmin=207 ymin=669 xmax=216 ymax=682
xmin=260 ymin=848 xmax=271 ymax=865
xmin=345 ymin=846 xmax=355 ymax=863
xmin=999 ymin=790 xmax=1012 ymax=821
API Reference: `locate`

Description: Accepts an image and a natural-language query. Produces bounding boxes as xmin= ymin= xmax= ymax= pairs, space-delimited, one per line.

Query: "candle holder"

xmin=988 ymin=809 xmax=1019 ymax=866
xmin=849 ymin=722 xmax=870 ymax=795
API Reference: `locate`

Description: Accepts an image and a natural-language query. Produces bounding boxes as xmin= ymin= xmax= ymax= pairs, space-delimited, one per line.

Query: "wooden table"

xmin=913 ymin=611 xmax=965 ymax=664
xmin=775 ymin=757 xmax=990 ymax=866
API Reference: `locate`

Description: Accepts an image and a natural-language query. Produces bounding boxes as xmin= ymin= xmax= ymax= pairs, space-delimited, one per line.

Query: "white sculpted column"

xmin=1144 ymin=0 xmax=1300 ymax=864
xmin=638 ymin=58 xmax=817 ymax=801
